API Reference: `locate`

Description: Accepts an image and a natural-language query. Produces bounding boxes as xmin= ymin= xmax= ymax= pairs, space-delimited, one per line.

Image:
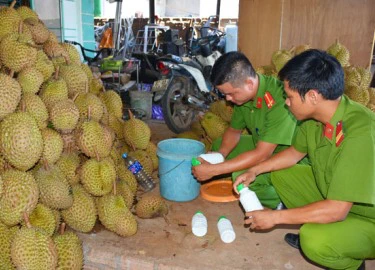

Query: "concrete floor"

xmin=78 ymin=120 xmax=374 ymax=270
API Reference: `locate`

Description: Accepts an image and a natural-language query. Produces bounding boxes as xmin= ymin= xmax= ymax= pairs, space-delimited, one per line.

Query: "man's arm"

xmin=192 ymin=137 xmax=278 ymax=181
xmin=233 ymin=146 xmax=305 ymax=188
xmin=217 ymin=127 xmax=242 ymax=157
xmin=246 ymin=200 xmax=353 ymax=231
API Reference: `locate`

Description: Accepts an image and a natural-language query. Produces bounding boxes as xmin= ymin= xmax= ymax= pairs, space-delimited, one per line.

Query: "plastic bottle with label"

xmin=217 ymin=216 xmax=236 ymax=243
xmin=237 ymin=183 xmax=263 ymax=212
xmin=191 ymin=211 xmax=208 ymax=237
xmin=122 ymin=153 xmax=155 ymax=192
xmin=191 ymin=152 xmax=224 ymax=166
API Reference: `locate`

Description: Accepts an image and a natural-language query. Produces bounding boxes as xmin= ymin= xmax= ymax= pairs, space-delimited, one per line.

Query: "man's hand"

xmin=233 ymin=170 xmax=257 ymax=194
xmin=245 ymin=210 xmax=277 ymax=230
xmin=191 ymin=158 xmax=217 ymax=181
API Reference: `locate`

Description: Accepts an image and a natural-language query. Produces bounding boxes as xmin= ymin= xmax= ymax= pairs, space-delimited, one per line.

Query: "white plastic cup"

xmin=217 ymin=216 xmax=236 ymax=243
xmin=192 ymin=211 xmax=208 ymax=237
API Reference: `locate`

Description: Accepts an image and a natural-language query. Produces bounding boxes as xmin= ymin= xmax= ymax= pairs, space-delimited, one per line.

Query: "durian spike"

xmin=10 ymin=0 xmax=16 ymax=8
xmin=23 ymin=212 xmax=32 ymax=228
xmin=59 ymin=222 xmax=66 ymax=235
xmin=54 ymin=66 xmax=60 ymax=80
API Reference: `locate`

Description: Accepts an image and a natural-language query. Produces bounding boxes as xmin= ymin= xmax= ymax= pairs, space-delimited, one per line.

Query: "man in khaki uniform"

xmin=234 ymin=49 xmax=374 ymax=270
xmin=192 ymin=51 xmax=298 ymax=209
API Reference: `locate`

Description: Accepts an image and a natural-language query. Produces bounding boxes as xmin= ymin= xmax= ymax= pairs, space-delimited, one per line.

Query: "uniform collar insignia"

xmin=256 ymin=97 xmax=262 ymax=108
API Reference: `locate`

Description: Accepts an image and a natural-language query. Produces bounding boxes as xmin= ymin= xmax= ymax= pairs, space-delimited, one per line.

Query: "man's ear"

xmin=245 ymin=77 xmax=254 ymax=88
xmin=307 ymin=89 xmax=319 ymax=105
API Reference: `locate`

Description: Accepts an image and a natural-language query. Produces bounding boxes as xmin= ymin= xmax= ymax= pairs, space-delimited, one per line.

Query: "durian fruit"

xmin=22 ymin=203 xmax=56 ymax=236
xmin=129 ymin=149 xmax=154 ymax=175
xmin=0 ymin=73 xmax=22 ymax=120
xmin=292 ymin=44 xmax=312 ymax=56
xmin=368 ymin=87 xmax=375 ymax=104
xmin=0 ymin=174 xmax=2 ymax=197
xmin=90 ymin=76 xmax=104 ymax=95
xmin=108 ymin=113 xmax=125 ymax=139
xmin=123 ymin=110 xmax=151 ymax=150
xmin=74 ymin=93 xmax=104 ymax=122
xmin=0 ymin=152 xmax=12 ymax=174
xmin=56 ymin=152 xmax=81 ymax=185
xmin=200 ymin=112 xmax=229 ymax=141
xmin=34 ymin=165 xmax=73 ymax=210
xmin=145 ymin=141 xmax=158 ymax=170
xmin=81 ymin=63 xmax=94 ymax=83
xmin=53 ymin=225 xmax=83 ymax=270
xmin=99 ymin=90 xmax=123 ymax=118
xmin=0 ymin=31 xmax=38 ymax=72
xmin=0 ymin=1 xmax=21 ymax=40
xmin=0 ymin=221 xmax=17 ymax=270
xmin=61 ymin=42 xmax=81 ymax=65
xmin=24 ymin=18 xmax=50 ymax=44
xmin=60 ymin=132 xmax=79 ymax=153
xmin=96 ymin=194 xmax=138 ymax=237
xmin=135 ymin=194 xmax=168 ymax=219
xmin=80 ymin=157 xmax=116 ymax=196
xmin=202 ymin=135 xmax=212 ymax=152
xmin=116 ymin=164 xmax=138 ymax=194
xmin=327 ymin=40 xmax=350 ymax=67
xmin=17 ymin=66 xmax=44 ymax=94
xmin=0 ymin=169 xmax=39 ymax=226
xmin=40 ymin=128 xmax=64 ymax=165
xmin=209 ymin=99 xmax=233 ymax=122
xmin=176 ymin=131 xmax=201 ymax=141
xmin=75 ymin=120 xmax=112 ymax=159
xmin=0 ymin=112 xmax=43 ymax=171
xmin=52 ymin=209 xmax=61 ymax=235
xmin=16 ymin=5 xmax=39 ymax=21
xmin=59 ymin=63 xmax=89 ymax=98
xmin=116 ymin=180 xmax=135 ymax=209
xmin=18 ymin=93 xmax=49 ymax=129
xmin=255 ymin=64 xmax=278 ymax=77
xmin=367 ymin=103 xmax=375 ymax=112
xmin=35 ymin=50 xmax=55 ymax=82
xmin=271 ymin=49 xmax=293 ymax=72
xmin=344 ymin=66 xmax=372 ymax=89
xmin=11 ymin=216 xmax=58 ymax=270
xmin=61 ymin=184 xmax=97 ymax=233
xmin=50 ymin=99 xmax=80 ymax=133
xmin=345 ymin=85 xmax=370 ymax=106
xmin=190 ymin=120 xmax=206 ymax=137
xmin=39 ymin=68 xmax=69 ymax=110
xmin=43 ymin=40 xmax=68 ymax=59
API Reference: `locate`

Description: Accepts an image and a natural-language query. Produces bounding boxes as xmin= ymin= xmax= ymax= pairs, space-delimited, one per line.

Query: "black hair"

xmin=278 ymin=49 xmax=344 ymax=100
xmin=210 ymin=51 xmax=256 ymax=87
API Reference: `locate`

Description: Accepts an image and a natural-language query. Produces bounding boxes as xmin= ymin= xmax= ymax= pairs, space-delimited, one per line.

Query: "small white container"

xmin=237 ymin=183 xmax=263 ymax=212
xmin=192 ymin=211 xmax=208 ymax=237
xmin=199 ymin=153 xmax=224 ymax=164
xmin=217 ymin=216 xmax=236 ymax=243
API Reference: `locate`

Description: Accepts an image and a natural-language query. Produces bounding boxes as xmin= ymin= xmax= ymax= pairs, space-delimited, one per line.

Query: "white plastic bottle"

xmin=217 ymin=216 xmax=236 ymax=243
xmin=192 ymin=211 xmax=208 ymax=237
xmin=191 ymin=152 xmax=224 ymax=166
xmin=237 ymin=183 xmax=263 ymax=212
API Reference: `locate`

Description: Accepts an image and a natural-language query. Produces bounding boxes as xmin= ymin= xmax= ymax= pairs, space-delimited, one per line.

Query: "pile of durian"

xmin=0 ymin=2 xmax=168 ymax=269
xmin=256 ymin=41 xmax=375 ymax=111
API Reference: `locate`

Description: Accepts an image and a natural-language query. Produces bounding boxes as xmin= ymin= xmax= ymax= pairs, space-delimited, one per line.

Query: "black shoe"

xmin=284 ymin=233 xmax=300 ymax=249
xmin=357 ymin=261 xmax=365 ymax=270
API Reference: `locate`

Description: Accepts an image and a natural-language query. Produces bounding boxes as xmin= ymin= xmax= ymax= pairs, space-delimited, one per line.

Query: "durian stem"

xmin=9 ymin=70 xmax=15 ymax=78
xmin=18 ymin=21 xmax=23 ymax=35
xmin=94 ymin=149 xmax=100 ymax=161
xmin=60 ymin=222 xmax=66 ymax=235
xmin=23 ymin=213 xmax=32 ymax=228
xmin=72 ymin=93 xmax=79 ymax=102
xmin=20 ymin=100 xmax=26 ymax=112
xmin=113 ymin=180 xmax=117 ymax=195
xmin=85 ymin=81 xmax=89 ymax=93
xmin=87 ymin=106 xmax=92 ymax=121
xmin=42 ymin=159 xmax=50 ymax=171
xmin=10 ymin=0 xmax=16 ymax=9
xmin=54 ymin=66 xmax=60 ymax=80
xmin=128 ymin=109 xmax=134 ymax=120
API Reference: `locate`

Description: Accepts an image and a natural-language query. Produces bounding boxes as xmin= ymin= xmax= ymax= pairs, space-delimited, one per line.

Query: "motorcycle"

xmin=152 ymin=27 xmax=225 ymax=133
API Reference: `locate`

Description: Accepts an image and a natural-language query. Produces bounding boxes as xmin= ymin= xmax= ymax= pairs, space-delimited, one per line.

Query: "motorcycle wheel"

xmin=161 ymin=76 xmax=196 ymax=134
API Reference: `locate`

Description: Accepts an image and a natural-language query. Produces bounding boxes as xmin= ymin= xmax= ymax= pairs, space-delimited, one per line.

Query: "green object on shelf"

xmin=101 ymin=59 xmax=123 ymax=71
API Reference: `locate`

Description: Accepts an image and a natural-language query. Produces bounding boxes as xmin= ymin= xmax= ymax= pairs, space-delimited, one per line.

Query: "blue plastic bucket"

xmin=157 ymin=138 xmax=205 ymax=202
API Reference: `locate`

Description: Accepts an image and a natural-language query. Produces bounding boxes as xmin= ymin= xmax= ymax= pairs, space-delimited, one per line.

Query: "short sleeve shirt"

xmin=293 ymin=95 xmax=375 ymax=219
xmin=230 ymin=74 xmax=297 ymax=153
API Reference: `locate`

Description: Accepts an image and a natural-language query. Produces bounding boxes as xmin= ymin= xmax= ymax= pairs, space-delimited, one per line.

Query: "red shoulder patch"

xmin=264 ymin=91 xmax=275 ymax=109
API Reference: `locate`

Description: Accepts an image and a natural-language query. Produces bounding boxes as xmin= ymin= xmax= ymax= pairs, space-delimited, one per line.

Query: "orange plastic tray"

xmin=200 ymin=179 xmax=239 ymax=202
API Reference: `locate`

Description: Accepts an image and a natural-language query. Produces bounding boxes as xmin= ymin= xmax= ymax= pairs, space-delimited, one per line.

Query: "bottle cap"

xmin=195 ymin=210 xmax=203 ymax=214
xmin=191 ymin=157 xmax=201 ymax=166
xmin=218 ymin=215 xmax=227 ymax=221
xmin=237 ymin=183 xmax=244 ymax=192
xmin=122 ymin=153 xmax=128 ymax=158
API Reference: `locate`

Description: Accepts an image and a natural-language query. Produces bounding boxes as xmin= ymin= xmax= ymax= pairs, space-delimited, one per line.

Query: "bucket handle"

xmin=158 ymin=160 xmax=187 ymax=177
